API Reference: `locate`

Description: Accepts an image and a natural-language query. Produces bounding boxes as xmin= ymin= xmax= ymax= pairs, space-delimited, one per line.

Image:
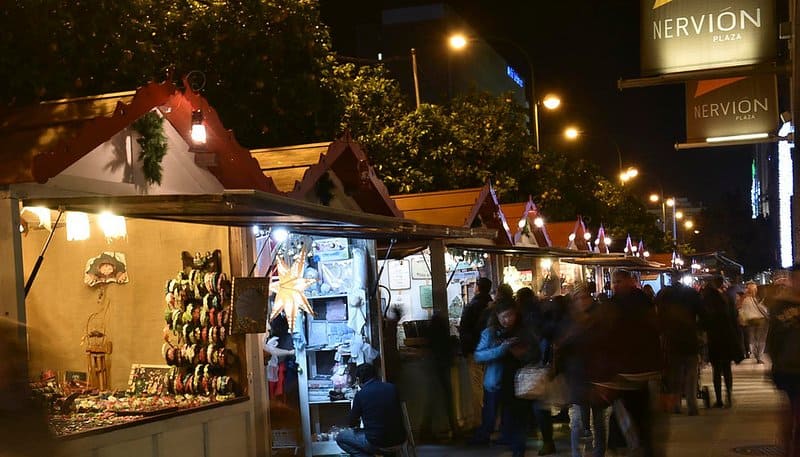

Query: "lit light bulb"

xmin=583 ymin=232 xmax=592 ymax=241
xmin=518 ymin=219 xmax=526 ymax=229
xmin=564 ymin=127 xmax=580 ymax=140
xmin=568 ymin=233 xmax=576 ymax=241
xmin=272 ymin=228 xmax=289 ymax=243
xmin=448 ymin=34 xmax=467 ymax=50
xmin=98 ymin=211 xmax=127 ymax=239
xmin=533 ymin=217 xmax=544 ymax=228
xmin=542 ymin=94 xmax=561 ymax=110
xmin=66 ymin=212 xmax=90 ymax=241
xmin=649 ymin=194 xmax=659 ymax=203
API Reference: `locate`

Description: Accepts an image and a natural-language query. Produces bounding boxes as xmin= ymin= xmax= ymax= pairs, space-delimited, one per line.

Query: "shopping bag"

xmin=514 ymin=365 xmax=550 ymax=400
xmin=545 ymin=374 xmax=569 ymax=406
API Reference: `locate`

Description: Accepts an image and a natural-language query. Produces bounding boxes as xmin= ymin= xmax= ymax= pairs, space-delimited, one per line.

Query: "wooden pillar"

xmin=0 ymin=193 xmax=26 ymax=345
xmin=229 ymin=227 xmax=268 ymax=457
xmin=429 ymin=239 xmax=448 ymax=317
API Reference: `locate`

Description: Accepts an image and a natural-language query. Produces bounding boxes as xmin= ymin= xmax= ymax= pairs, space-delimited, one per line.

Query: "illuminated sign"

xmin=506 ymin=66 xmax=524 ymax=88
xmin=641 ymin=0 xmax=776 ymax=75
xmin=778 ymin=121 xmax=794 ymax=268
xmin=685 ymin=75 xmax=777 ymax=142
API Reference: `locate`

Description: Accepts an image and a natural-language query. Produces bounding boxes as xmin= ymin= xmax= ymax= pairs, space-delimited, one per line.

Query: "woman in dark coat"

xmin=700 ymin=277 xmax=743 ymax=408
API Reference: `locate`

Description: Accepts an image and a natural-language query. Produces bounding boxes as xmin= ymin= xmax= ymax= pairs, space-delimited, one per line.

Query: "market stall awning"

xmin=445 ymin=239 xmax=594 ymax=258
xmin=23 ymin=190 xmax=497 ymax=241
xmin=560 ymin=255 xmax=671 ymax=271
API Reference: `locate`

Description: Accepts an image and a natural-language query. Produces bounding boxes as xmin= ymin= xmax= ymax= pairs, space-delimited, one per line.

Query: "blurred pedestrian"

xmin=766 ymin=265 xmax=800 ymax=457
xmin=604 ymin=269 xmax=663 ymax=457
xmin=740 ymin=281 xmax=768 ymax=364
xmin=643 ymin=284 xmax=656 ymax=302
xmin=472 ymin=295 xmax=541 ymax=457
xmin=460 ymin=277 xmax=493 ymax=438
xmin=420 ymin=310 xmax=458 ymax=439
xmin=0 ymin=318 xmax=58 ymax=457
xmin=518 ymin=288 xmax=556 ymax=455
xmin=555 ymin=283 xmax=608 ymax=457
xmin=656 ymin=282 xmax=703 ymax=416
xmin=701 ymin=276 xmax=743 ymax=408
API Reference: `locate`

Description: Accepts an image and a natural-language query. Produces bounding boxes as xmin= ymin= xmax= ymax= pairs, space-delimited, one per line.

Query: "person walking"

xmin=555 ymin=283 xmax=608 ymax=457
xmin=656 ymin=282 xmax=703 ymax=416
xmin=601 ymin=269 xmax=663 ymax=457
xmin=700 ymin=276 xmax=743 ymax=408
xmin=740 ymin=281 xmax=769 ymax=364
xmin=472 ymin=295 xmax=541 ymax=457
xmin=766 ymin=266 xmax=800 ymax=457
xmin=460 ymin=277 xmax=493 ymax=437
xmin=518 ymin=287 xmax=556 ymax=455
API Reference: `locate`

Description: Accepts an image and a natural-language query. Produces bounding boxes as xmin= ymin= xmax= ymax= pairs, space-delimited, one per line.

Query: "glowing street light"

xmin=666 ymin=198 xmax=675 ymax=207
xmin=448 ymin=34 xmax=468 ymax=51
xmin=649 ymin=194 xmax=660 ymax=203
xmin=542 ymin=94 xmax=561 ymax=110
xmin=684 ymin=220 xmax=694 ymax=230
xmin=564 ymin=126 xmax=580 ymax=140
xmin=675 ymin=211 xmax=684 ymax=220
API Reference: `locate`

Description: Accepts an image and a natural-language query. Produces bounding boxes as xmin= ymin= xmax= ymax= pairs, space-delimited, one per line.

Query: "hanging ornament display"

xmin=270 ymin=246 xmax=316 ymax=331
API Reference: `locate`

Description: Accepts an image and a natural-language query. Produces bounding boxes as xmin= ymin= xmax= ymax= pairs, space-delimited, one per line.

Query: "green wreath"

xmin=133 ymin=112 xmax=168 ymax=185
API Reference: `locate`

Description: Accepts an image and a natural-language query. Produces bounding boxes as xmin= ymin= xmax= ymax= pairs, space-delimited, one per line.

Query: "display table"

xmin=61 ymin=396 xmax=254 ymax=457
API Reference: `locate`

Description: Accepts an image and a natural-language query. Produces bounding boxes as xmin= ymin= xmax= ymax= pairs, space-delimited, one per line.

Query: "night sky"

xmin=321 ymin=1 xmax=755 ymax=206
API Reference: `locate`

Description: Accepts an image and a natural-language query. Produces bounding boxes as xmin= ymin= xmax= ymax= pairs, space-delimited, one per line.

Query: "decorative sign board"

xmin=231 ymin=277 xmax=269 ymax=334
xmin=640 ymin=0 xmax=776 ymax=75
xmin=387 ymin=260 xmax=411 ymax=290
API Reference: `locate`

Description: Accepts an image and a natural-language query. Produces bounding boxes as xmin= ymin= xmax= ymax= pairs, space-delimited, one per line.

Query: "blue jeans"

xmin=474 ymin=389 xmax=529 ymax=455
xmin=336 ymin=429 xmax=379 ymax=457
xmin=570 ymin=403 xmax=607 ymax=457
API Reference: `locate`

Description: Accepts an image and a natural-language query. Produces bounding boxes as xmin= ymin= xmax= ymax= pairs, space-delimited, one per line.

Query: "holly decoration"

xmin=132 ymin=111 xmax=168 ymax=186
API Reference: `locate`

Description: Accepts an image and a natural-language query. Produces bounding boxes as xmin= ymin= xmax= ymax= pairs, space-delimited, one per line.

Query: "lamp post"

xmin=564 ymin=128 xmax=638 ymax=184
xmin=448 ymin=33 xmax=556 ymax=151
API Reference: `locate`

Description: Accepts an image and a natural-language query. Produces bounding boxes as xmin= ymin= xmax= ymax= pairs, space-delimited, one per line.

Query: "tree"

xmin=0 ymin=0 xmax=336 ymax=147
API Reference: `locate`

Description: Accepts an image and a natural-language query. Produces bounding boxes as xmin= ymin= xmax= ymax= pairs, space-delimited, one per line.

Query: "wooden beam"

xmin=0 ymin=193 xmax=26 ymax=345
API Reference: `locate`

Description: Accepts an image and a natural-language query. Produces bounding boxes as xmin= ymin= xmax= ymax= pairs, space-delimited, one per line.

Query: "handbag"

xmin=514 ymin=365 xmax=550 ymax=400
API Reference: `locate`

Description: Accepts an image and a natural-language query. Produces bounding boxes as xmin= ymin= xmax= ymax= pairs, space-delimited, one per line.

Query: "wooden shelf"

xmin=305 ymin=294 xmax=348 ymax=300
xmin=308 ymin=399 xmax=351 ymax=405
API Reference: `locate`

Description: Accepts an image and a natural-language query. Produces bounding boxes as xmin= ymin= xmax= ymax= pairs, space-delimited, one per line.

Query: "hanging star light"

xmin=270 ymin=247 xmax=316 ymax=331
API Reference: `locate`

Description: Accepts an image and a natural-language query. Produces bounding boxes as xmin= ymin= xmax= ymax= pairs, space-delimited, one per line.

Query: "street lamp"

xmin=448 ymin=33 xmax=556 ymax=151
xmin=564 ymin=128 xmax=635 ymax=183
xmin=675 ymin=211 xmax=684 ymax=220
xmin=684 ymin=220 xmax=694 ymax=230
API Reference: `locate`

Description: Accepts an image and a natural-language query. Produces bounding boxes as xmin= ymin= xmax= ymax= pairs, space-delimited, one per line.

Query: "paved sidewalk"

xmin=414 ymin=360 xmax=785 ymax=457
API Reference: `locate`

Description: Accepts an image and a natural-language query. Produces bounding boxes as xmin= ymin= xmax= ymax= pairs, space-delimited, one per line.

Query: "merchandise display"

xmin=40 ymin=249 xmax=241 ymax=438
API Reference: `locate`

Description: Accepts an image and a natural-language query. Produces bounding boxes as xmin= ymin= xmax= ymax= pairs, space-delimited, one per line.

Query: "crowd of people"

xmin=454 ymin=268 xmax=800 ymax=457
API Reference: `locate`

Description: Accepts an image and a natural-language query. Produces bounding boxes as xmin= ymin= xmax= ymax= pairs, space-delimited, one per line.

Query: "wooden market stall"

xmin=1 ymin=82 xmax=491 ymax=457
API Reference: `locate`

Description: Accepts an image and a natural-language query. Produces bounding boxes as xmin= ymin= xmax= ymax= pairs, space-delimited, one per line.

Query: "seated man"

xmin=336 ymin=363 xmax=406 ymax=456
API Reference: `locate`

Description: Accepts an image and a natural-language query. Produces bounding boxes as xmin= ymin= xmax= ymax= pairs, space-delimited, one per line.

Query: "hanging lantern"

xmin=191 ymin=110 xmax=207 ymax=145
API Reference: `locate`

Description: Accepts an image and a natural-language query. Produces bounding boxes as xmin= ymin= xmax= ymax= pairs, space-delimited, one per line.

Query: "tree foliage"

xmin=0 ymin=0 xmax=335 ymax=147
xmin=1 ymin=1 xmax=665 ymax=249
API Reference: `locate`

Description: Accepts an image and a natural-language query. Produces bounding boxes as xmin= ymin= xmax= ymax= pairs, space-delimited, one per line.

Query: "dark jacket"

xmin=701 ymin=286 xmax=743 ymax=363
xmin=348 ymin=379 xmax=406 ymax=447
xmin=656 ymin=285 xmax=702 ymax=356
xmin=604 ymin=288 xmax=662 ymax=376
xmin=459 ymin=292 xmax=492 ymax=354
xmin=554 ymin=300 xmax=602 ymax=403
xmin=766 ymin=296 xmax=800 ymax=376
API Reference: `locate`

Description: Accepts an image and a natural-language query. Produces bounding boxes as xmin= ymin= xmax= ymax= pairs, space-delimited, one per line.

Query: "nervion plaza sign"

xmin=685 ymin=75 xmax=777 ymax=142
xmin=642 ymin=0 xmax=776 ymax=75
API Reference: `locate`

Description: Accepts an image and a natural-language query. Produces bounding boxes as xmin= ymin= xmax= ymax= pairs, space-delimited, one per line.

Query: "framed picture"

xmin=128 ymin=364 xmax=171 ymax=395
xmin=313 ymin=237 xmax=350 ymax=262
xmin=410 ymin=256 xmax=431 ymax=279
xmin=419 ymin=284 xmax=433 ymax=309
xmin=387 ymin=260 xmax=411 ymax=290
xmin=231 ymin=277 xmax=269 ymax=334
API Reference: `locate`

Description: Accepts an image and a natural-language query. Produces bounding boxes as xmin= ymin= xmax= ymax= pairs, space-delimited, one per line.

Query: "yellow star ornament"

xmin=270 ymin=247 xmax=316 ymax=331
